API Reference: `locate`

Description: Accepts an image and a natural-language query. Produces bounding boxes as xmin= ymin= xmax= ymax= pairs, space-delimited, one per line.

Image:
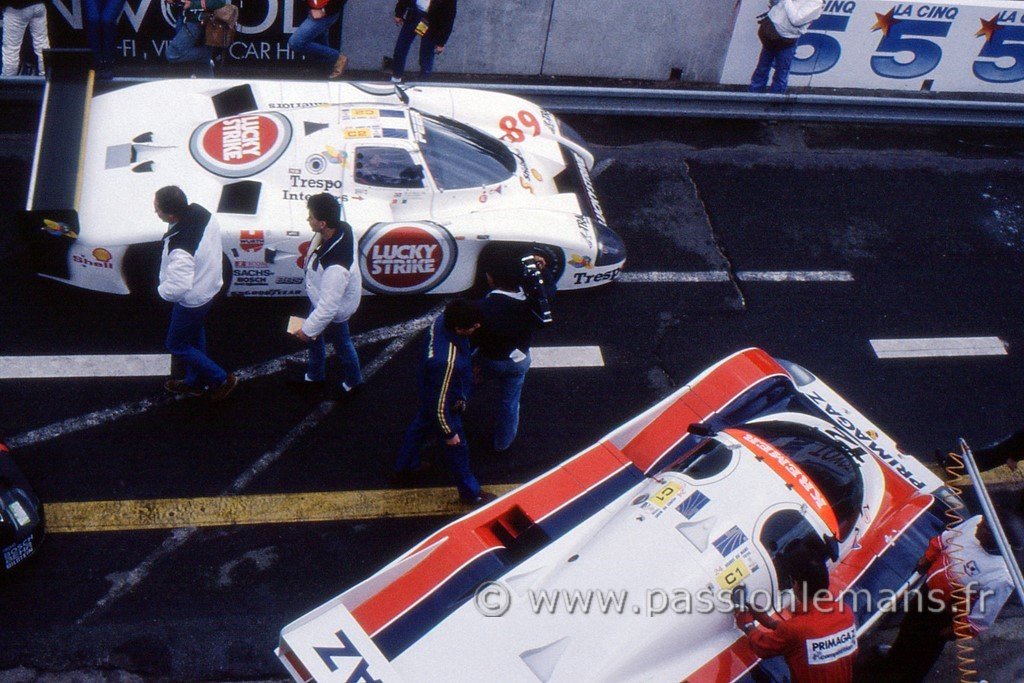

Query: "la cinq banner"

xmin=46 ymin=0 xmax=315 ymax=63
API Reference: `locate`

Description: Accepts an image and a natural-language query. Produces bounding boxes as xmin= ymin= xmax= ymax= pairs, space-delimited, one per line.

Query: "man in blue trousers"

xmin=395 ymin=299 xmax=495 ymax=506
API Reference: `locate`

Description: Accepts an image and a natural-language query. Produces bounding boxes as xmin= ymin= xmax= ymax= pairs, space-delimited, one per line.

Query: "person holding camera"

xmin=748 ymin=0 xmax=822 ymax=94
xmin=164 ymin=0 xmax=226 ymax=77
xmin=473 ymin=253 xmax=555 ymax=453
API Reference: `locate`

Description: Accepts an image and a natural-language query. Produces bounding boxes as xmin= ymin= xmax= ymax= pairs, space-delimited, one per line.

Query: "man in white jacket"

xmin=155 ymin=186 xmax=237 ymax=401
xmin=290 ymin=193 xmax=363 ymax=400
xmin=749 ymin=0 xmax=823 ymax=93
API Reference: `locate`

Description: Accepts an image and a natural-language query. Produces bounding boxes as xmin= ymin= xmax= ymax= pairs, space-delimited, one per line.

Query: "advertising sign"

xmin=721 ymin=0 xmax=1024 ymax=93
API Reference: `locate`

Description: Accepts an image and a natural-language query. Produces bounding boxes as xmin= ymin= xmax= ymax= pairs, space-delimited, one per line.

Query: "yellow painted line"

xmin=46 ymin=485 xmax=521 ymax=534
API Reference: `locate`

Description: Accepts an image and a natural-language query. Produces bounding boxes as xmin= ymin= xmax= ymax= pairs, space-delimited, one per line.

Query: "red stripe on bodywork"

xmin=622 ymin=349 xmax=788 ymax=473
xmin=350 ymin=441 xmax=632 ymax=637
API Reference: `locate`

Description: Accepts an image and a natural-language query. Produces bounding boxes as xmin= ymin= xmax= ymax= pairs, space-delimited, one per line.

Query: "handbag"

xmin=204 ymin=3 xmax=239 ymax=48
xmin=757 ymin=16 xmax=797 ymax=49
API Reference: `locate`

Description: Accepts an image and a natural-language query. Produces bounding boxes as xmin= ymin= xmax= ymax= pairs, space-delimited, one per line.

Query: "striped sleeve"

xmin=434 ymin=342 xmax=457 ymax=437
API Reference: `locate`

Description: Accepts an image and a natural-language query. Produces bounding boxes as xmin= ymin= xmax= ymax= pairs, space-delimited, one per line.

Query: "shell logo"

xmin=359 ymin=223 xmax=457 ymax=295
xmin=92 ymin=248 xmax=112 ymax=262
xmin=189 ymin=113 xmax=292 ymax=178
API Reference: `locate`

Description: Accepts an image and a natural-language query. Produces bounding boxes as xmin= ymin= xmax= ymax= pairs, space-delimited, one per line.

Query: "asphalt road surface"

xmin=1 ymin=105 xmax=1023 ymax=682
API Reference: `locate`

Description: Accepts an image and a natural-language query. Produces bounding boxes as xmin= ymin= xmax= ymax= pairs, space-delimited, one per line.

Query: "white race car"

xmin=276 ymin=348 xmax=954 ymax=683
xmin=24 ymin=55 xmax=624 ymax=297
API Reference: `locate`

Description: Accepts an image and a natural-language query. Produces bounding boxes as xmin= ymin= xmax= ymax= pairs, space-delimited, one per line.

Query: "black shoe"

xmin=323 ymin=382 xmax=363 ymax=402
xmin=287 ymin=375 xmax=325 ymax=391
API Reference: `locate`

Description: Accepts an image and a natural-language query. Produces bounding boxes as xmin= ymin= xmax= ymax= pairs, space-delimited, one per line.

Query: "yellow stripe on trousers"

xmin=45 ymin=485 xmax=520 ymax=533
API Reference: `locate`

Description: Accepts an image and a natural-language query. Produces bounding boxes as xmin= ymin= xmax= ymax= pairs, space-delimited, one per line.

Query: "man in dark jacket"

xmin=155 ymin=186 xmax=237 ymax=401
xmin=389 ymin=0 xmax=456 ymax=82
xmin=474 ymin=254 xmax=554 ymax=452
xmin=395 ymin=299 xmax=495 ymax=506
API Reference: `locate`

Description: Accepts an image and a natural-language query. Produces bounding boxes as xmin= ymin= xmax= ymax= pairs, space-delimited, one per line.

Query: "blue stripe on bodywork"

xmin=372 ymin=465 xmax=645 ymax=660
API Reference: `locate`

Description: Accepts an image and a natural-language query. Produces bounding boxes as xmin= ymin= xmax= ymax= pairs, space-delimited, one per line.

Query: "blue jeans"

xmin=307 ymin=320 xmax=362 ymax=391
xmin=397 ymin=410 xmax=479 ymax=501
xmin=478 ymin=351 xmax=531 ymax=451
xmin=392 ymin=8 xmax=438 ymax=78
xmin=165 ymin=301 xmax=227 ymax=389
xmin=82 ymin=0 xmax=121 ymax=64
xmin=166 ymin=16 xmax=212 ymax=72
xmin=288 ymin=11 xmax=341 ymax=62
xmin=749 ymin=41 xmax=797 ymax=93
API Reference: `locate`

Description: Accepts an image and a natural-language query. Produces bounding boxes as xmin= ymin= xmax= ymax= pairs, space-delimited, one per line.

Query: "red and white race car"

xmin=24 ymin=55 xmax=623 ymax=298
xmin=276 ymin=348 xmax=952 ymax=682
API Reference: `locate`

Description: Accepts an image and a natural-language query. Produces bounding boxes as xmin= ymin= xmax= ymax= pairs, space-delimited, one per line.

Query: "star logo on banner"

xmin=871 ymin=8 xmax=898 ymax=36
xmin=976 ymin=15 xmax=1001 ymax=43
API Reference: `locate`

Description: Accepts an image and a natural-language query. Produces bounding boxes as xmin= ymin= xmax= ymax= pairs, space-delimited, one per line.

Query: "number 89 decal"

xmin=499 ymin=110 xmax=541 ymax=143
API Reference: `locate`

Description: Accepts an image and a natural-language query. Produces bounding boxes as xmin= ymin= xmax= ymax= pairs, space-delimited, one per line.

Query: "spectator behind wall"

xmin=82 ymin=0 xmax=122 ymax=78
xmin=748 ymin=0 xmax=823 ymax=94
xmin=2 ymin=0 xmax=50 ymax=76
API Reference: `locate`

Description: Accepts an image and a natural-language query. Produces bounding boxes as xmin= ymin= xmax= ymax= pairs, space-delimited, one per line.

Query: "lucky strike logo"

xmin=360 ymin=224 xmax=456 ymax=294
xmin=203 ymin=116 xmax=277 ymax=164
xmin=190 ymin=112 xmax=292 ymax=179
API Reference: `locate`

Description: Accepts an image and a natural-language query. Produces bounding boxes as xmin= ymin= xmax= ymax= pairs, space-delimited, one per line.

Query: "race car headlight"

xmin=595 ymin=227 xmax=625 ymax=267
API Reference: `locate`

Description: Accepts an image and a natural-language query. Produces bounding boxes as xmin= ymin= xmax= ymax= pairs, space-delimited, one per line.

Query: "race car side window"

xmin=759 ymin=510 xmax=829 ymax=592
xmin=668 ymin=439 xmax=734 ymax=479
xmin=418 ymin=114 xmax=516 ymax=190
xmin=354 ymin=147 xmax=424 ymax=189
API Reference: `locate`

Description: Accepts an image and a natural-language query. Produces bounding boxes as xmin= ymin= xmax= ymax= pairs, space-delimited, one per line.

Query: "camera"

xmin=521 ymin=255 xmax=553 ymax=326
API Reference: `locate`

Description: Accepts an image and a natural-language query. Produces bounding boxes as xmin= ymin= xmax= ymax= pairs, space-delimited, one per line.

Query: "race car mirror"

xmin=687 ymin=422 xmax=717 ymax=438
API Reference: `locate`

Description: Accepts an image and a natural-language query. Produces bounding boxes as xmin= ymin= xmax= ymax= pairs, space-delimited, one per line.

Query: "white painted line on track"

xmin=8 ymin=306 xmax=445 ymax=450
xmin=532 ymin=346 xmax=605 ymax=368
xmin=870 ymin=337 xmax=1008 ymax=359
xmin=76 ymin=309 xmax=441 ymax=625
xmin=618 ymin=270 xmax=854 ymax=283
xmin=0 ymin=354 xmax=172 ymax=379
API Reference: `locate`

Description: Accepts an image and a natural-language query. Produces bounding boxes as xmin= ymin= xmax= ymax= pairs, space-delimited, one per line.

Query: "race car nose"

xmin=595 ymin=226 xmax=626 ymax=267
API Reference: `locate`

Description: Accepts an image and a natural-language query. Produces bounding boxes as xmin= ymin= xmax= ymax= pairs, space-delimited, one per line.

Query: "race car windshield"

xmin=418 ymin=114 xmax=517 ymax=190
xmin=742 ymin=423 xmax=864 ymax=539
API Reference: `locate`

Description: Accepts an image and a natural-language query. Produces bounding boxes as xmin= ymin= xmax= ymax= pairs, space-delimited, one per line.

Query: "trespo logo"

xmin=359 ymin=223 xmax=456 ymax=294
xmin=189 ymin=113 xmax=292 ymax=178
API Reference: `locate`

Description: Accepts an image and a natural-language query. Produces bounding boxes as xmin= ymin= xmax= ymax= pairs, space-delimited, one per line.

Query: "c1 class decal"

xmin=359 ymin=222 xmax=457 ymax=294
xmin=189 ymin=112 xmax=293 ymax=179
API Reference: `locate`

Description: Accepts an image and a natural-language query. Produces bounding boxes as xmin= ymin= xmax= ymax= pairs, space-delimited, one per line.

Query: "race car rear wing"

xmin=22 ymin=48 xmax=94 ymax=280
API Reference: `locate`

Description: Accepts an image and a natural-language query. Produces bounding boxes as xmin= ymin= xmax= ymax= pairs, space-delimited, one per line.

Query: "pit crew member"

xmin=734 ymin=560 xmax=857 ymax=683
xmin=395 ymin=299 xmax=495 ymax=506
xmin=155 ymin=185 xmax=237 ymax=402
xmin=883 ymin=515 xmax=1013 ymax=682
xmin=289 ymin=193 xmax=363 ymax=400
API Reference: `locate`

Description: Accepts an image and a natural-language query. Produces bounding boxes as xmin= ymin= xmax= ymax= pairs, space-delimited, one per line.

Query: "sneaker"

xmin=329 ymin=54 xmax=348 ymax=79
xmin=208 ymin=373 xmax=238 ymax=402
xmin=164 ymin=379 xmax=204 ymax=397
xmin=390 ymin=75 xmax=403 ymax=84
xmin=460 ymin=490 xmax=497 ymax=507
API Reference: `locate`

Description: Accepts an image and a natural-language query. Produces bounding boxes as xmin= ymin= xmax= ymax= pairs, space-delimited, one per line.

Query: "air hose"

xmin=943 ymin=444 xmax=978 ymax=683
